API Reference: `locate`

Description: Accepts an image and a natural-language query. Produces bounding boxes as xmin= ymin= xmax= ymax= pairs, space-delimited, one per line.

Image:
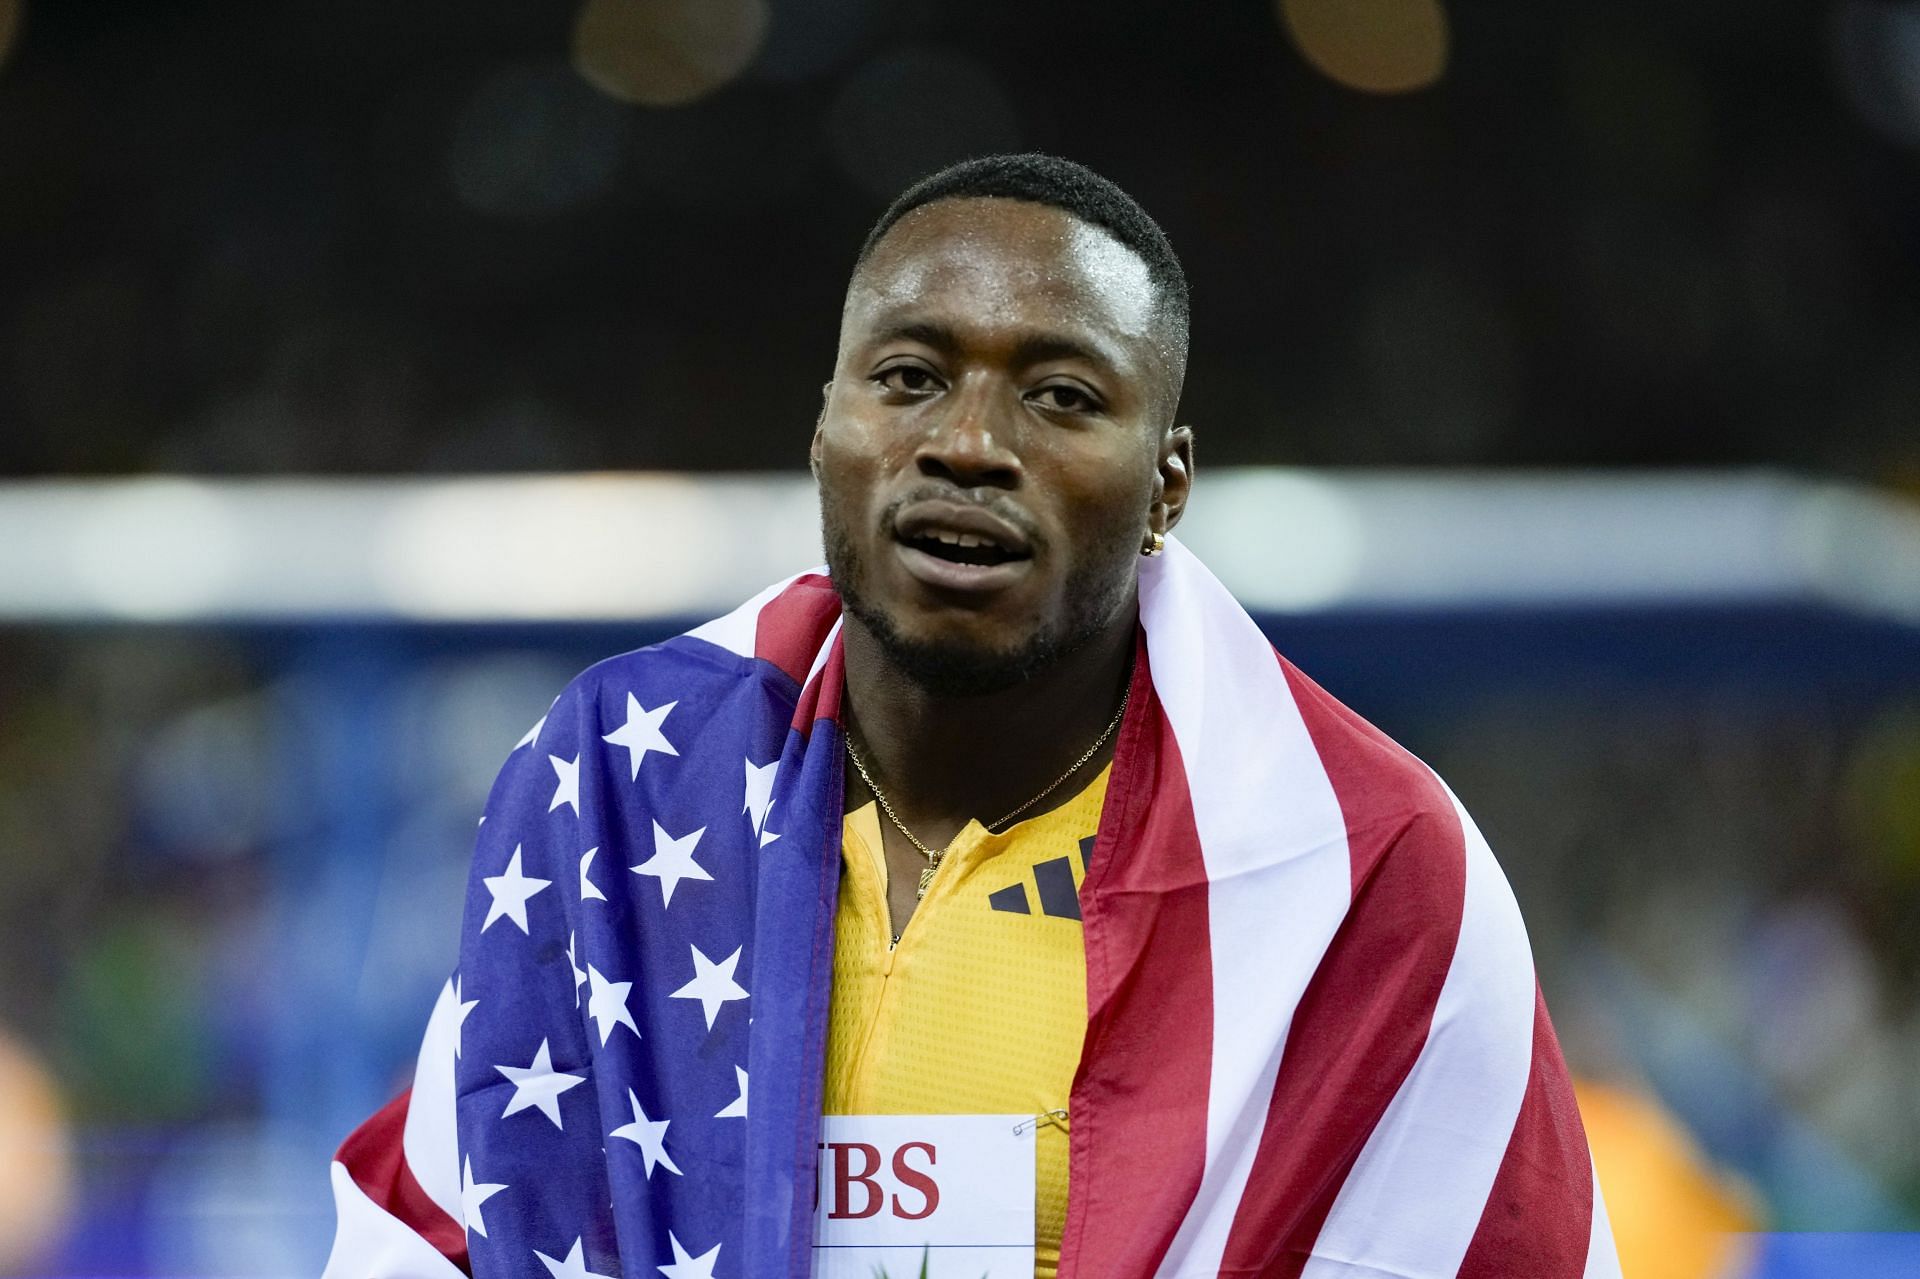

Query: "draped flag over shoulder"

xmin=324 ymin=539 xmax=1622 ymax=1279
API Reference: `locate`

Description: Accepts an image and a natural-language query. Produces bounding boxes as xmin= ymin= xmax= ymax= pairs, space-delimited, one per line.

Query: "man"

xmin=327 ymin=154 xmax=1620 ymax=1279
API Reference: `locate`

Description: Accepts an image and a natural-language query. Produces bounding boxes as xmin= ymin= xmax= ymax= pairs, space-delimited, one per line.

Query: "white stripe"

xmin=682 ymin=567 xmax=821 ymax=658
xmin=801 ymin=615 xmax=843 ymax=694
xmin=1144 ymin=538 xmax=1354 ymax=1279
xmin=400 ymin=978 xmax=464 ymax=1226
xmin=1296 ymin=793 xmax=1536 ymax=1278
xmin=1582 ymin=1158 xmax=1623 ymax=1279
xmin=321 ymin=1160 xmax=466 ymax=1279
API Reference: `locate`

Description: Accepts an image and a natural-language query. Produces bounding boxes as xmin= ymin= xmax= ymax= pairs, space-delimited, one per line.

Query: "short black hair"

xmin=854 ymin=153 xmax=1190 ymax=407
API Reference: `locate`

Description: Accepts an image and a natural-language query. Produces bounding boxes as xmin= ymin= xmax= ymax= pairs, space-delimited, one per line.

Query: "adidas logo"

xmin=987 ymin=836 xmax=1094 ymax=921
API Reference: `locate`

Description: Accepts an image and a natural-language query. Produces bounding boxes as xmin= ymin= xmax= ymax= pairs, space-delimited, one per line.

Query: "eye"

xmin=874 ymin=365 xmax=943 ymax=396
xmin=1029 ymin=383 xmax=1100 ymax=414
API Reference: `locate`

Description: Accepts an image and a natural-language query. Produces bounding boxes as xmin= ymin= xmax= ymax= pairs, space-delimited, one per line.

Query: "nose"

xmin=913 ymin=376 xmax=1022 ymax=490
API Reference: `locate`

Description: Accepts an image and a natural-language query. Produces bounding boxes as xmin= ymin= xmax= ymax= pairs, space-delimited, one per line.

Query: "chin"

xmin=850 ymin=595 xmax=1053 ymax=697
xmin=822 ymin=501 xmax=1125 ymax=696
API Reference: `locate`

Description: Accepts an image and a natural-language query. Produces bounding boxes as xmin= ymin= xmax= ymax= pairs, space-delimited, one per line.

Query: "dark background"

xmin=4 ymin=0 xmax=1917 ymax=479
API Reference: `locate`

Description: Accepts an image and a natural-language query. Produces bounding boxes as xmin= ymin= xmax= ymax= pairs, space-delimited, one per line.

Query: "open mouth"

xmin=899 ymin=529 xmax=1027 ymax=568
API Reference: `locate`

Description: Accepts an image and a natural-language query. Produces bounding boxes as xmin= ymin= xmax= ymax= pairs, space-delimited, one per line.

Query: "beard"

xmin=820 ymin=484 xmax=1136 ymax=698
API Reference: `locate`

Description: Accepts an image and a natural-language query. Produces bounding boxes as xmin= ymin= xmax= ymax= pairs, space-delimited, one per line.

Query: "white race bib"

xmin=812 ymin=1114 xmax=1036 ymax=1278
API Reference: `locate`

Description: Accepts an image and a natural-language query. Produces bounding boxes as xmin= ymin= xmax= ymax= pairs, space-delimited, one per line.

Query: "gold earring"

xmin=1141 ymin=531 xmax=1165 ymax=557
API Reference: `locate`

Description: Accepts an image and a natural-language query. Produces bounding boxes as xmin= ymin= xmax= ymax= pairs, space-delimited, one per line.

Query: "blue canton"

xmin=453 ymin=633 xmax=844 ymax=1279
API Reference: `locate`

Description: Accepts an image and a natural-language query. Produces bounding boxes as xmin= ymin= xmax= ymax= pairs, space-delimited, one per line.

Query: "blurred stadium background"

xmin=1 ymin=1 xmax=1918 ymax=1276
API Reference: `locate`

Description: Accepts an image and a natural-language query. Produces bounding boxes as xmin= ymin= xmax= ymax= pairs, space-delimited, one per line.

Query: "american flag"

xmin=325 ymin=538 xmax=1622 ymax=1279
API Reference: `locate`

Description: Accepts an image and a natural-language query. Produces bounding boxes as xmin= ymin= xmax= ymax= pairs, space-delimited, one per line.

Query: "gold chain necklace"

xmin=843 ymin=682 xmax=1131 ymax=900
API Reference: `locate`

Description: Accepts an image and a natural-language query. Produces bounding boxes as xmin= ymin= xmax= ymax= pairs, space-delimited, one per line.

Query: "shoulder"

xmin=1276 ymin=655 xmax=1475 ymax=905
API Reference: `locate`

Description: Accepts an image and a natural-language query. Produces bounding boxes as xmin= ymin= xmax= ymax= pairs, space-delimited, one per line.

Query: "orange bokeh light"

xmin=572 ymin=0 xmax=769 ymax=108
xmin=1279 ymin=0 xmax=1449 ymax=95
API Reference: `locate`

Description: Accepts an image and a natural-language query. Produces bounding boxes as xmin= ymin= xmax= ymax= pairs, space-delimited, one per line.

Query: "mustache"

xmin=877 ymin=484 xmax=1044 ymax=550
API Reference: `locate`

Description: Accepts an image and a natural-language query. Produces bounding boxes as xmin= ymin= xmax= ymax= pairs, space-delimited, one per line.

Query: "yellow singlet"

xmin=823 ymin=765 xmax=1107 ymax=1279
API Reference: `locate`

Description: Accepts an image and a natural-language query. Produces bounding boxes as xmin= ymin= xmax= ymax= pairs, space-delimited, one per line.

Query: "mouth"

xmin=897 ymin=527 xmax=1025 ymax=568
xmin=890 ymin=504 xmax=1035 ymax=594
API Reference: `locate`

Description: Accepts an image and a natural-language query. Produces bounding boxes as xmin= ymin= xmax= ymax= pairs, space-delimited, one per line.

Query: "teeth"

xmin=929 ymin=530 xmax=991 ymax=549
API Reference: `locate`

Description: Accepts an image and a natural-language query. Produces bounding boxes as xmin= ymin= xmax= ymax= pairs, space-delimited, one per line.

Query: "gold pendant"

xmin=916 ymin=861 xmax=939 ymax=900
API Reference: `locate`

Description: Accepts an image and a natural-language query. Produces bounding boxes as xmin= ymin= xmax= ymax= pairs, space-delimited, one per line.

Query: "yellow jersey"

xmin=822 ymin=766 xmax=1108 ymax=1279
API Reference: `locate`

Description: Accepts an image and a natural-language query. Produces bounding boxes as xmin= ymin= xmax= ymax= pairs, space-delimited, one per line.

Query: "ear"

xmin=1150 ymin=424 xmax=1195 ymax=534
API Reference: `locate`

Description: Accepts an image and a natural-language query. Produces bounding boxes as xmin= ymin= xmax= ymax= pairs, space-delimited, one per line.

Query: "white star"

xmin=715 ymin=1065 xmax=747 ymax=1119
xmin=669 ymin=944 xmax=748 ymax=1031
xmin=460 ymin=1156 xmax=507 ymax=1238
xmin=585 ymin=963 xmax=640 ymax=1045
xmin=567 ymin=931 xmax=586 ymax=1007
xmin=630 ymin=822 xmax=712 ymax=908
xmin=514 ymin=714 xmax=547 ymax=752
xmin=579 ymin=847 xmax=606 ymax=902
xmin=454 ymin=975 xmax=479 ymax=1059
xmin=482 ymin=845 xmax=551 ymax=934
xmin=744 ymin=758 xmax=779 ymax=847
xmin=657 ymin=1233 xmax=722 ymax=1279
xmin=495 ymin=1038 xmax=586 ymax=1129
xmin=609 ymin=1088 xmax=681 ymax=1179
xmin=549 ymin=754 xmax=580 ymax=815
xmin=602 ymin=693 xmax=678 ymax=781
xmin=536 ymin=1237 xmax=617 ymax=1279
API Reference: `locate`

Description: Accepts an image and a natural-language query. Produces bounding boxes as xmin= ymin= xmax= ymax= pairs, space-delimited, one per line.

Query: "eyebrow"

xmin=868 ymin=320 xmax=1120 ymax=376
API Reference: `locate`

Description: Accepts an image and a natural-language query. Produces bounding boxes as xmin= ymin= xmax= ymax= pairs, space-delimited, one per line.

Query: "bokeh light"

xmin=447 ymin=66 xmax=628 ymax=218
xmin=0 ymin=0 xmax=20 ymax=75
xmin=750 ymin=0 xmax=880 ymax=83
xmin=1278 ymin=0 xmax=1450 ymax=94
xmin=1833 ymin=0 xmax=1920 ymax=148
xmin=0 ymin=1030 xmax=73 ymax=1270
xmin=572 ymin=0 xmax=769 ymax=107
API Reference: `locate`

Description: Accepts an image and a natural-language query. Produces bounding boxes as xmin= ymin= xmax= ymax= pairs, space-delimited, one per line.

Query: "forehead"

xmin=844 ymin=198 xmax=1162 ymax=355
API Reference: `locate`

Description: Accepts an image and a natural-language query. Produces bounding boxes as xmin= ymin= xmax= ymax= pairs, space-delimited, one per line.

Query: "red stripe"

xmin=1059 ymin=637 xmax=1214 ymax=1278
xmin=788 ymin=626 xmax=846 ymax=732
xmin=1456 ymin=989 xmax=1595 ymax=1279
xmin=334 ymin=1087 xmax=470 ymax=1272
xmin=752 ymin=573 xmax=840 ymax=686
xmin=1216 ymin=657 xmax=1467 ymax=1276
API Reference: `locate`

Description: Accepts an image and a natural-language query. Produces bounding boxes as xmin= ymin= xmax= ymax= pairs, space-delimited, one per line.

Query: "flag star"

xmin=460 ymin=1156 xmax=507 ymax=1238
xmin=657 ymin=1233 xmax=722 ymax=1279
xmin=610 ymin=1088 xmax=681 ymax=1179
xmin=482 ymin=846 xmax=551 ymax=934
xmin=567 ymin=931 xmax=586 ymax=1007
xmin=630 ymin=822 xmax=712 ymax=908
xmin=715 ymin=1065 xmax=747 ymax=1119
xmin=603 ymin=693 xmax=679 ymax=781
xmin=496 ymin=1038 xmax=586 ymax=1129
xmin=669 ymin=944 xmax=748 ymax=1031
xmin=743 ymin=758 xmax=779 ymax=847
xmin=453 ymin=975 xmax=479 ymax=1059
xmin=579 ymin=847 xmax=606 ymax=902
xmin=585 ymin=964 xmax=641 ymax=1045
xmin=514 ymin=714 xmax=547 ymax=752
xmin=549 ymin=754 xmax=580 ymax=815
xmin=536 ymin=1237 xmax=617 ymax=1279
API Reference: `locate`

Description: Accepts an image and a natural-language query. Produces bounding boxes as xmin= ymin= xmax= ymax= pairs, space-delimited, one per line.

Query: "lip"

xmin=893 ymin=501 xmax=1033 ymax=557
xmin=893 ymin=539 xmax=1033 ymax=595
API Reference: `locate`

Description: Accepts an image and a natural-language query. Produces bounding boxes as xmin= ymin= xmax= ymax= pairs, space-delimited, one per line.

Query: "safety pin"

xmin=1012 ymin=1108 xmax=1069 ymax=1136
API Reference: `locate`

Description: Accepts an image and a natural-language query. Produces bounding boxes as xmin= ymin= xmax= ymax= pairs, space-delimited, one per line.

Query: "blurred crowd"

xmin=0 ymin=618 xmax=1915 ymax=1271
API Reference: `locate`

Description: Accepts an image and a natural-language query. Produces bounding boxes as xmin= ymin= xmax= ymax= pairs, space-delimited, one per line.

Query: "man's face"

xmin=813 ymin=197 xmax=1189 ymax=696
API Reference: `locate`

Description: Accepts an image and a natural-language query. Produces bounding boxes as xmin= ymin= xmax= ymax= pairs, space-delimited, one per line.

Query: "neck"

xmin=840 ymin=600 xmax=1137 ymax=842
